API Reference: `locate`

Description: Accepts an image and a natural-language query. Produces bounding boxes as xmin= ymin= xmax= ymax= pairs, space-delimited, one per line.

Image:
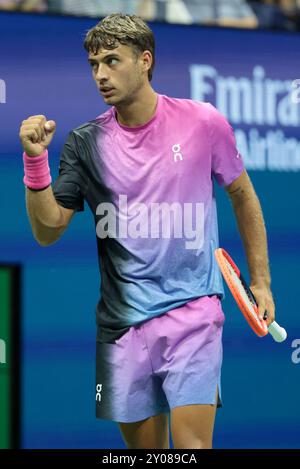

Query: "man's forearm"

xmin=25 ymin=186 xmax=66 ymax=245
xmin=232 ymin=193 xmax=271 ymax=287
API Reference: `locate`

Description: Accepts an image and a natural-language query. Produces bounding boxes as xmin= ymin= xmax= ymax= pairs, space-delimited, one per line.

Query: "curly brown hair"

xmin=83 ymin=13 xmax=155 ymax=81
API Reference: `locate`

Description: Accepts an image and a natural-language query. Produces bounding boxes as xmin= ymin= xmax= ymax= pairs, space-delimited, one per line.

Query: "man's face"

xmin=88 ymin=43 xmax=147 ymax=106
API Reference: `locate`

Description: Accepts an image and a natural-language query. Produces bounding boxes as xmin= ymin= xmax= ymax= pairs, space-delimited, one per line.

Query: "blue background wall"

xmin=0 ymin=12 xmax=299 ymax=448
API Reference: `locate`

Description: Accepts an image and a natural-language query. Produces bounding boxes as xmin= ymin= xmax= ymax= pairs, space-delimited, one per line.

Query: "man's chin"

xmin=101 ymin=94 xmax=120 ymax=105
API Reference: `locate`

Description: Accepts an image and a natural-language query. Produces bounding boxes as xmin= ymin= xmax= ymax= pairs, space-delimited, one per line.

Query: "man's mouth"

xmin=100 ymin=87 xmax=115 ymax=96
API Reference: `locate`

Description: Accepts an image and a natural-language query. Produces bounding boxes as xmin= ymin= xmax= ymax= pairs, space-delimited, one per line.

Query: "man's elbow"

xmin=35 ymin=236 xmax=59 ymax=247
xmin=33 ymin=227 xmax=65 ymax=247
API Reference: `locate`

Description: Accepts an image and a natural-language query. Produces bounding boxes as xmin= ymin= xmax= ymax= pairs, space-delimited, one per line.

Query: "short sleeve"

xmin=208 ymin=103 xmax=245 ymax=187
xmin=52 ymin=131 xmax=89 ymax=212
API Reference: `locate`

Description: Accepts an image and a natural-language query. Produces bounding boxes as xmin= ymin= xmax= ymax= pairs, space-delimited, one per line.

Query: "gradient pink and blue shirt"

xmin=53 ymin=93 xmax=244 ymax=342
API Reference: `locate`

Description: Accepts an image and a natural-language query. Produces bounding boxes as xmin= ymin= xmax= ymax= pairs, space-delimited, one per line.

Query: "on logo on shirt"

xmin=172 ymin=144 xmax=183 ymax=162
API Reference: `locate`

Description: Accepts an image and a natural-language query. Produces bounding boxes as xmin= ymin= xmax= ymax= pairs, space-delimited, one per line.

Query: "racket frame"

xmin=215 ymin=248 xmax=268 ymax=337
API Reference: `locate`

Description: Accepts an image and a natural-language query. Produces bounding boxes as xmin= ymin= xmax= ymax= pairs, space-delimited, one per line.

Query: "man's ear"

xmin=141 ymin=50 xmax=152 ymax=74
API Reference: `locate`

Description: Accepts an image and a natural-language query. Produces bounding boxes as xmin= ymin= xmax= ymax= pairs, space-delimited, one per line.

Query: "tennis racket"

xmin=214 ymin=248 xmax=287 ymax=342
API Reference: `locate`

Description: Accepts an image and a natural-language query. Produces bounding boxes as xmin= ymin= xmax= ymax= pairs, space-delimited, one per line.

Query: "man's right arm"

xmin=25 ymin=186 xmax=75 ymax=246
xmin=20 ymin=114 xmax=75 ymax=246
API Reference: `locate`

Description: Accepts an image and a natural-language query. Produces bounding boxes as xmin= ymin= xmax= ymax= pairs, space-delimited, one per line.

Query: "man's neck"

xmin=115 ymin=86 xmax=158 ymax=127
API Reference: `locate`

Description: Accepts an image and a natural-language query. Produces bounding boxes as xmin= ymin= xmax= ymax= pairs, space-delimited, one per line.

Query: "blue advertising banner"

xmin=0 ymin=12 xmax=299 ymax=448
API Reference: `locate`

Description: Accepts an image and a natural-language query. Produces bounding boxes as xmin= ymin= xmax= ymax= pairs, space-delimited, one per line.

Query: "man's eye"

xmin=107 ymin=58 xmax=118 ymax=65
xmin=89 ymin=58 xmax=118 ymax=69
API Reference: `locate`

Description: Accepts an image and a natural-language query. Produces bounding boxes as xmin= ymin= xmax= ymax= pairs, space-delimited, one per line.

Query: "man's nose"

xmin=95 ymin=64 xmax=109 ymax=81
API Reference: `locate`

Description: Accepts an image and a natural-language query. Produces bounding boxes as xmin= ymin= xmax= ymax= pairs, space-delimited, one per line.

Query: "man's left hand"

xmin=249 ymin=284 xmax=275 ymax=327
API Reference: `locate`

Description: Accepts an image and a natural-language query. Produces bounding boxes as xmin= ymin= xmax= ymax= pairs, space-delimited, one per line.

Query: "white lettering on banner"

xmin=0 ymin=79 xmax=6 ymax=104
xmin=0 ymin=339 xmax=6 ymax=364
xmin=190 ymin=64 xmax=298 ymax=127
xmin=189 ymin=64 xmax=300 ymax=171
xmin=235 ymin=129 xmax=300 ymax=171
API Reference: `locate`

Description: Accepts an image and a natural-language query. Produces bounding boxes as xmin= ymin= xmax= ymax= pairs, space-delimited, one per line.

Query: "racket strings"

xmin=226 ymin=260 xmax=260 ymax=323
xmin=239 ymin=274 xmax=257 ymax=305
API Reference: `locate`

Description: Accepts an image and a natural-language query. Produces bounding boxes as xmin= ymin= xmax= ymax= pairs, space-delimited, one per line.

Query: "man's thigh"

xmin=170 ymin=387 xmax=218 ymax=449
xmin=118 ymin=412 xmax=170 ymax=449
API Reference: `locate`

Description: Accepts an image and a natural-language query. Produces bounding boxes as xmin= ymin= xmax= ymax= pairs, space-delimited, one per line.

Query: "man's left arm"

xmin=225 ymin=168 xmax=275 ymax=326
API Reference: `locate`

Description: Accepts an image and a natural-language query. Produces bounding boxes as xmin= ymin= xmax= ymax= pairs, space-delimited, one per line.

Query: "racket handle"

xmin=268 ymin=321 xmax=287 ymax=342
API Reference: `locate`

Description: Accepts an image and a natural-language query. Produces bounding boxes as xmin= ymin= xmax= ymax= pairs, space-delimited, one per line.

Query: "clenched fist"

xmin=19 ymin=115 xmax=56 ymax=157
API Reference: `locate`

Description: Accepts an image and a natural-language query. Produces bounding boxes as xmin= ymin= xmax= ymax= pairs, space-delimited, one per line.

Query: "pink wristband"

xmin=23 ymin=150 xmax=52 ymax=190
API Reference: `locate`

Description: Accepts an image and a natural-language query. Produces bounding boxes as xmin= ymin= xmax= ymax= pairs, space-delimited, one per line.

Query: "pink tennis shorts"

xmin=95 ymin=294 xmax=225 ymax=423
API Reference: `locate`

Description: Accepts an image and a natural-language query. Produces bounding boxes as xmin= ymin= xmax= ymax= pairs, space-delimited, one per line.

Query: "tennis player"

xmin=19 ymin=14 xmax=275 ymax=449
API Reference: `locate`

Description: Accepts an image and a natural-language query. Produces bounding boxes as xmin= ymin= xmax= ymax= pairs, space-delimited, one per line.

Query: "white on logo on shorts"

xmin=96 ymin=384 xmax=103 ymax=402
